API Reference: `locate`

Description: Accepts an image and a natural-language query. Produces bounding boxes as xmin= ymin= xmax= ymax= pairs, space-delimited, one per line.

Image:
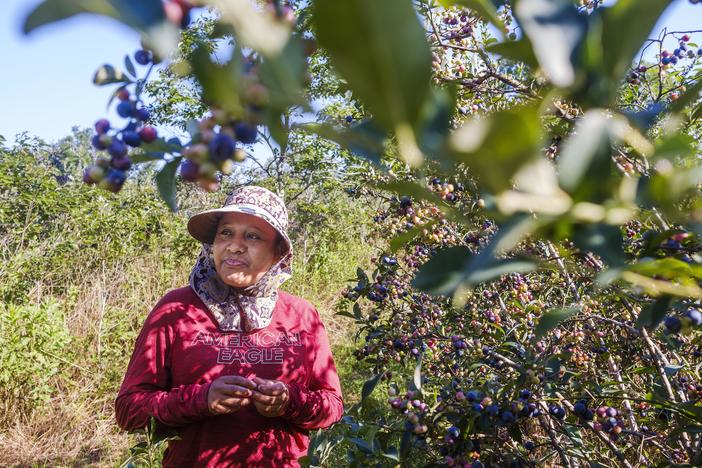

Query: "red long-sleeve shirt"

xmin=115 ymin=286 xmax=343 ymax=467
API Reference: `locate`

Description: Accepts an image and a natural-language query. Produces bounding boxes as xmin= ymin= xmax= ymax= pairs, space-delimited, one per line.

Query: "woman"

xmin=115 ymin=186 xmax=343 ymax=467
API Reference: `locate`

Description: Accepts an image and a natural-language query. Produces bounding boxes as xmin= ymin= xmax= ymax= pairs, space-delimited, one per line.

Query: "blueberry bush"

xmin=21 ymin=0 xmax=702 ymax=466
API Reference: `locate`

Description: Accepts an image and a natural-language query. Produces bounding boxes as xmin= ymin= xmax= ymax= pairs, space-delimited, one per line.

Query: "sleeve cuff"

xmin=282 ymin=382 xmax=305 ymax=420
xmin=195 ymin=381 xmax=213 ymax=417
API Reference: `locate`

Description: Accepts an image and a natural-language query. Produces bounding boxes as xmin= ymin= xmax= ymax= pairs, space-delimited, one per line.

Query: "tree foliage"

xmin=18 ymin=0 xmax=702 ymax=466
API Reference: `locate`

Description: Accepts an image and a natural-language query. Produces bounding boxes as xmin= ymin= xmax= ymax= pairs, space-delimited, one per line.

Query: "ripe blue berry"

xmin=686 ymin=309 xmax=702 ymax=326
xmin=466 ymin=390 xmax=479 ymax=402
xmin=345 ymin=115 xmax=353 ymax=123
xmin=573 ymin=401 xmax=587 ymax=416
xmin=500 ymin=410 xmax=515 ymax=424
xmin=111 ymin=155 xmax=132 ymax=171
xmin=234 ymin=122 xmax=258 ymax=144
xmin=519 ymin=389 xmax=531 ymax=400
xmin=134 ymin=49 xmax=153 ymax=65
xmin=486 ymin=404 xmax=500 ymax=417
xmin=122 ymin=130 xmax=142 ymax=147
xmin=135 ymin=107 xmax=150 ymax=122
xmin=95 ymin=118 xmax=110 ymax=134
xmin=117 ymin=100 xmax=134 ymax=118
xmin=208 ymin=133 xmax=235 ymax=161
xmin=103 ymin=169 xmax=126 ymax=192
xmin=665 ymin=316 xmax=682 ymax=333
xmin=108 ymin=139 xmax=128 ymax=158
xmin=662 ymin=57 xmax=672 ymax=65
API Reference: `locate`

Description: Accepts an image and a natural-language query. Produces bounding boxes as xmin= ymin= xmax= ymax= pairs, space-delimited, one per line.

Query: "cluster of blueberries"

xmin=660 ymin=35 xmax=702 ymax=65
xmin=83 ymin=50 xmax=157 ymax=193
xmin=664 ymin=308 xmax=702 ymax=334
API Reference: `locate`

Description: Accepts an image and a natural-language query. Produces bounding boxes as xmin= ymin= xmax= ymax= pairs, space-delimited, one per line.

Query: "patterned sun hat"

xmin=187 ymin=186 xmax=291 ymax=255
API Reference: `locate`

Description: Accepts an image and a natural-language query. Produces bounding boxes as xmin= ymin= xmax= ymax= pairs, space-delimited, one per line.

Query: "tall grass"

xmin=0 ymin=143 xmax=374 ymax=466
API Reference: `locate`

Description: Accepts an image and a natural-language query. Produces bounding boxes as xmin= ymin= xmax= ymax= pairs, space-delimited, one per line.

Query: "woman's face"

xmin=212 ymin=212 xmax=281 ymax=289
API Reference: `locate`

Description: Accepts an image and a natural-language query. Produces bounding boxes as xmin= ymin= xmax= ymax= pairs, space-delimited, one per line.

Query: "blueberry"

xmin=466 ymin=390 xmax=479 ymax=402
xmin=111 ymin=155 xmax=132 ymax=171
xmin=524 ymin=441 xmax=535 ymax=451
xmin=662 ymin=57 xmax=672 ymax=65
xmin=686 ymin=309 xmax=702 ymax=326
xmin=180 ymin=159 xmax=200 ymax=182
xmin=104 ymin=169 xmax=126 ymax=192
xmin=549 ymin=404 xmax=565 ymax=419
xmin=107 ymin=139 xmax=127 ymax=158
xmin=134 ymin=49 xmax=153 ymax=65
xmin=671 ymin=56 xmax=679 ymax=64
xmin=345 ymin=115 xmax=353 ymax=123
xmin=573 ymin=401 xmax=587 ymax=416
xmin=234 ymin=122 xmax=258 ymax=144
xmin=500 ymin=410 xmax=515 ymax=424
xmin=486 ymin=404 xmax=500 ymax=417
xmin=664 ymin=316 xmax=682 ymax=333
xmin=519 ymin=389 xmax=531 ymax=400
xmin=447 ymin=425 xmax=460 ymax=438
xmin=95 ymin=118 xmax=110 ymax=134
xmin=92 ymin=134 xmax=108 ymax=150
xmin=209 ymin=133 xmax=235 ymax=161
xmin=117 ymin=100 xmax=134 ymax=118
xmin=122 ymin=130 xmax=142 ymax=147
xmin=134 ymin=107 xmax=151 ymax=122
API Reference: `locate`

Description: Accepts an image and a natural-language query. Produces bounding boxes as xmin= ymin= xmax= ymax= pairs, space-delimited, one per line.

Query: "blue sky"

xmin=1 ymin=0 xmax=700 ymax=145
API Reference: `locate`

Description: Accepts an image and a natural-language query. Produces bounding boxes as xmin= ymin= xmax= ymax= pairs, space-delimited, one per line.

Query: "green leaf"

xmin=25 ymin=0 xmax=179 ymax=57
xmin=412 ymin=246 xmax=536 ymax=297
xmin=155 ymin=158 xmax=181 ymax=212
xmin=258 ymin=38 xmax=306 ymax=110
xmin=124 ymin=54 xmax=136 ymax=78
xmin=361 ymin=373 xmax=384 ymax=403
xmin=486 ymin=38 xmax=539 ymax=69
xmin=378 ymin=180 xmax=445 ymax=207
xmin=381 ymin=447 xmax=400 ymax=462
xmin=601 ymin=0 xmax=674 ymax=84
xmin=534 ymin=307 xmax=579 ymax=340
xmin=572 ymin=224 xmax=624 ymax=267
xmin=190 ymin=44 xmax=243 ymax=116
xmin=24 ymin=0 xmax=118 ymax=34
xmin=313 ymin=0 xmax=432 ymax=131
xmin=448 ymin=105 xmax=543 ymax=193
xmin=635 ymin=295 xmax=672 ymax=330
xmin=513 ymin=0 xmax=588 ymax=87
xmin=557 ymin=110 xmax=613 ymax=197
xmin=438 ymin=0 xmax=503 ymax=29
xmin=210 ymin=0 xmax=292 ymax=57
xmin=92 ymin=64 xmax=131 ymax=86
xmin=413 ymin=354 xmax=422 ymax=392
xmin=301 ymin=121 xmax=387 ymax=166
xmin=390 ymin=223 xmax=435 ymax=252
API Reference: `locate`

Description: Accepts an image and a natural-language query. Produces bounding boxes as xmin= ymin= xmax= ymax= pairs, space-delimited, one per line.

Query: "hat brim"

xmin=187 ymin=206 xmax=292 ymax=255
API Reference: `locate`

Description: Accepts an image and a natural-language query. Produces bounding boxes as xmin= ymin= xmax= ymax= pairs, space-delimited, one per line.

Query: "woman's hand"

xmin=250 ymin=377 xmax=290 ymax=417
xmin=207 ymin=375 xmax=257 ymax=415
